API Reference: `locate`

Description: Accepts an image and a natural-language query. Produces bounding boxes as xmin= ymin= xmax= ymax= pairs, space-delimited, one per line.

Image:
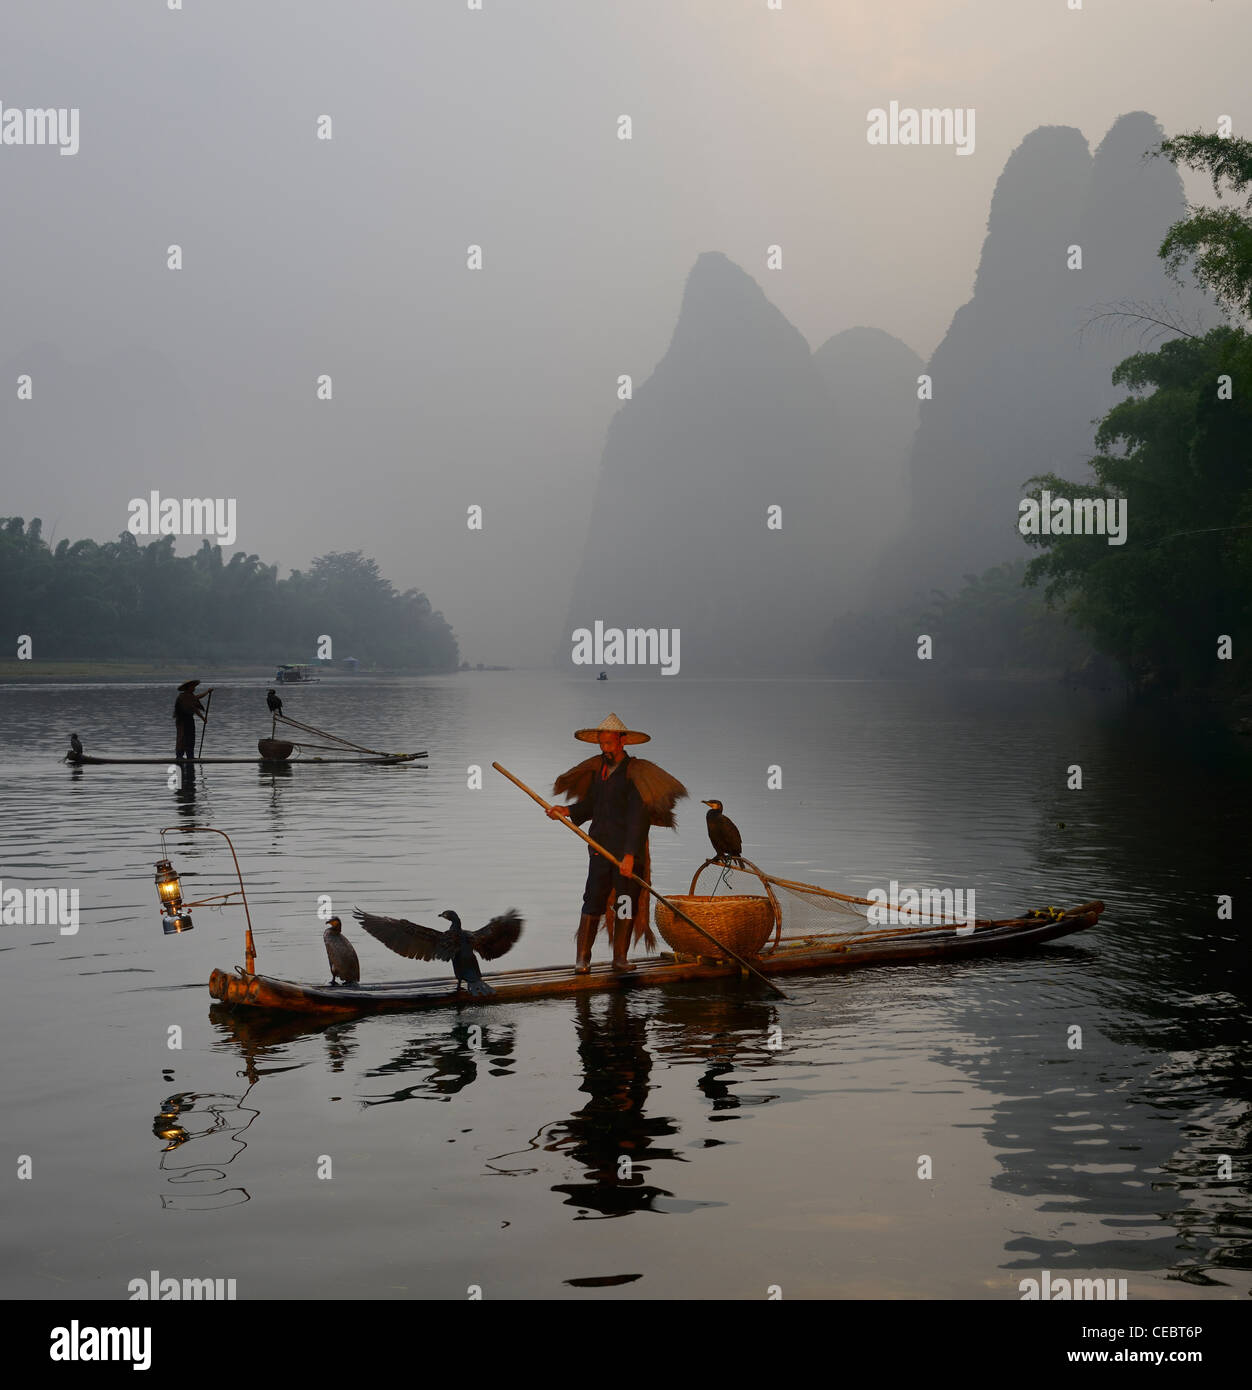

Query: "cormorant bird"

xmin=69 ymin=732 xmax=83 ymax=759
xmin=702 ymin=799 xmax=744 ymax=865
xmin=352 ymin=906 xmax=522 ymax=997
xmin=323 ymin=916 xmax=361 ymax=985
xmin=266 ymin=689 xmax=283 ymax=716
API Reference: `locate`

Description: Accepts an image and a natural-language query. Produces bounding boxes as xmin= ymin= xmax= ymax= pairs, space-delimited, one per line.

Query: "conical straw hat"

xmin=574 ymin=712 xmax=650 ymax=745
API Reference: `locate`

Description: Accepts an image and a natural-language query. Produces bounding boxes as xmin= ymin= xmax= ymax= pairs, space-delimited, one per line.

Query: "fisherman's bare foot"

xmin=611 ymin=959 xmax=636 ymax=973
xmin=575 ymin=961 xmax=590 ymax=975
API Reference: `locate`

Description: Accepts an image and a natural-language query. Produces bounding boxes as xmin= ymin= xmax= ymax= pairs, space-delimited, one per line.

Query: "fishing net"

xmin=686 ymin=858 xmax=981 ymax=949
xmin=270 ymin=713 xmax=423 ymax=761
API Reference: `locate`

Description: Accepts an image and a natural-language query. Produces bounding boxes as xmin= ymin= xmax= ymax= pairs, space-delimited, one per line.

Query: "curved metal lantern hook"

xmin=158 ymin=824 xmax=257 ymax=974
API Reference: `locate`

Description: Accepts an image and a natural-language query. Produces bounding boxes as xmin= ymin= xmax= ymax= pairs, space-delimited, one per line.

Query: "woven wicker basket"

xmin=257 ymin=738 xmax=294 ymax=760
xmin=655 ymin=893 xmax=775 ymax=960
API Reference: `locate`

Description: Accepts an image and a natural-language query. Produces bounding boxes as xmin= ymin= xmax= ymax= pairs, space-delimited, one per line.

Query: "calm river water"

xmin=1 ymin=672 xmax=1248 ymax=1300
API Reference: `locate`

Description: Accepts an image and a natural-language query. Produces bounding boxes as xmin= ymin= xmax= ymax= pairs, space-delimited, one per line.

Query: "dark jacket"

xmin=173 ymin=690 xmax=206 ymax=721
xmin=566 ymin=754 xmax=648 ymax=860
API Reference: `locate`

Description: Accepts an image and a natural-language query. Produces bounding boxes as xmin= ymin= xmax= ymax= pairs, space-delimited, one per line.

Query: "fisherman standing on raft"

xmin=172 ymin=679 xmax=211 ymax=763
xmin=548 ymin=713 xmax=686 ymax=974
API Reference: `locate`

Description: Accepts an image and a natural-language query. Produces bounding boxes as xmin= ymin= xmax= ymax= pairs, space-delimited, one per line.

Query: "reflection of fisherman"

xmin=550 ymin=991 xmax=678 ymax=1216
xmin=173 ymin=679 xmax=211 ymax=761
xmin=548 ymin=713 xmax=686 ymax=973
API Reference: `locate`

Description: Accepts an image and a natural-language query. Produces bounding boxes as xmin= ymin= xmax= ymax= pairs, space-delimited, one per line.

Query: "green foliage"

xmin=920 ymin=561 xmax=1092 ymax=672
xmin=0 ymin=524 xmax=459 ymax=670
xmin=1023 ymin=327 xmax=1252 ymax=688
xmin=1016 ymin=131 xmax=1252 ymax=693
xmin=823 ymin=560 xmax=1091 ymax=676
xmin=1155 ymin=132 xmax=1252 ymax=320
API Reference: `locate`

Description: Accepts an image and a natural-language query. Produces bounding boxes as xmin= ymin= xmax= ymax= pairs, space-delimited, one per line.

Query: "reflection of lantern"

xmin=154 ymin=859 xmax=183 ymax=911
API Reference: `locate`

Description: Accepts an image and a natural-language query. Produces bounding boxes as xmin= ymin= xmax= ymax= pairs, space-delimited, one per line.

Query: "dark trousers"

xmin=175 ymin=714 xmax=197 ymax=759
xmin=581 ymin=850 xmax=641 ymax=921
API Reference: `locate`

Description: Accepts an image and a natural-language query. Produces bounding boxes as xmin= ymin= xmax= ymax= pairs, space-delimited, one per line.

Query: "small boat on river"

xmin=208 ymin=900 xmax=1103 ymax=1017
xmin=275 ymin=664 xmax=320 ymax=683
xmin=68 ymin=711 xmax=425 ymax=767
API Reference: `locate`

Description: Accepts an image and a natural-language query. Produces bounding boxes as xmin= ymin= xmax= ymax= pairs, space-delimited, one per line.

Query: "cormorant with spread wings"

xmin=352 ymin=906 xmax=522 ymax=997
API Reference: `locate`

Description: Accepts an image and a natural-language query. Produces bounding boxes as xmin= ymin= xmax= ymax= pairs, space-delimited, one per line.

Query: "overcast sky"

xmin=2 ymin=0 xmax=1248 ymax=664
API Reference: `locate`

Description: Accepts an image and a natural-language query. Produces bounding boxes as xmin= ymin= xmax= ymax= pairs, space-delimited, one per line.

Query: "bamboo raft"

xmin=208 ymin=900 xmax=1103 ymax=1016
xmin=68 ymin=753 xmax=425 ymax=766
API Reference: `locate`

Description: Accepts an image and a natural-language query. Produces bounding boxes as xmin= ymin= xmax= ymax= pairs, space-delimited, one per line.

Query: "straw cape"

xmin=554 ymin=716 xmax=687 ymax=950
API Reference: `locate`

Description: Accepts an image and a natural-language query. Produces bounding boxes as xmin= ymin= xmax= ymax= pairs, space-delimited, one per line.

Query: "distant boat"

xmin=597 ymin=671 xmax=608 ymax=681
xmin=275 ymin=664 xmax=320 ymax=684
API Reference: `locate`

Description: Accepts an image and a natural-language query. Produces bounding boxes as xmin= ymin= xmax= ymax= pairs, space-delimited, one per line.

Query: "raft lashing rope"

xmin=271 ymin=713 xmax=426 ymax=762
xmin=695 ymin=858 xmax=995 ymax=946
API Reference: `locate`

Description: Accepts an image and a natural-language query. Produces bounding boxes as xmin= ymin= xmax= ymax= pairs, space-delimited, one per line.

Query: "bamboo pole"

xmin=197 ymin=689 xmax=213 ymax=759
xmin=492 ymin=761 xmax=788 ymax=1000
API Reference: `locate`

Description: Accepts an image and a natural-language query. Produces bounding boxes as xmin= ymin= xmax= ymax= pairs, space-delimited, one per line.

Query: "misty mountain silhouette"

xmin=563 ymin=253 xmax=921 ymax=673
xmin=563 ymin=114 xmax=1215 ymax=671
xmin=900 ymin=111 xmax=1213 ymax=599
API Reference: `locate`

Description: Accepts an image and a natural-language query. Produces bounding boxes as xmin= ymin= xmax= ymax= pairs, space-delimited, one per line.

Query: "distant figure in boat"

xmin=702 ymin=799 xmax=745 ymax=866
xmin=266 ymin=688 xmax=283 ymax=716
xmin=173 ymin=679 xmax=211 ymax=762
xmin=68 ymin=732 xmax=83 ymax=760
xmin=323 ymin=916 xmax=361 ymax=985
xmin=352 ymin=906 xmax=523 ymax=998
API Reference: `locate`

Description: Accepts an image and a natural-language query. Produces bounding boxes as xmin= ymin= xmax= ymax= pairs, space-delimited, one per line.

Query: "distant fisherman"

xmin=548 ymin=713 xmax=686 ymax=973
xmin=173 ymin=680 xmax=211 ymax=762
xmin=68 ymin=732 xmax=83 ymax=761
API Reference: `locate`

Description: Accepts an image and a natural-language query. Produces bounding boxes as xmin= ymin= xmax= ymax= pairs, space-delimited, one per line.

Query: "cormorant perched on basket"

xmin=323 ymin=916 xmax=361 ymax=985
xmin=68 ymin=732 xmax=83 ymax=760
xmin=702 ymin=799 xmax=744 ymax=866
xmin=352 ymin=907 xmax=522 ymax=998
xmin=266 ymin=689 xmax=283 ymax=716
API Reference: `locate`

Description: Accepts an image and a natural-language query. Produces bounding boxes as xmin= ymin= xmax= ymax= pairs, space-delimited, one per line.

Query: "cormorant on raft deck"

xmin=352 ymin=906 xmax=523 ymax=997
xmin=209 ymin=900 xmax=1107 ymax=1017
xmin=702 ymin=799 xmax=744 ymax=865
xmin=323 ymin=916 xmax=361 ymax=985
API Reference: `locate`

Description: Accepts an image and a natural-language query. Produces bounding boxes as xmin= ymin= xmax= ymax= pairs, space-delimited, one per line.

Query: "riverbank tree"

xmin=0 ymin=523 xmax=459 ymax=671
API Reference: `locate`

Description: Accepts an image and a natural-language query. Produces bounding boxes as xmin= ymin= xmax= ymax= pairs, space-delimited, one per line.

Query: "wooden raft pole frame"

xmin=491 ymin=760 xmax=788 ymax=1001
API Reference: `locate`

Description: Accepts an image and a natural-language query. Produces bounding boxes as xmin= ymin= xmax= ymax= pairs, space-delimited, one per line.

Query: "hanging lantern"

xmin=150 ymin=826 xmax=255 ymax=973
xmin=161 ymin=909 xmax=194 ymax=935
xmin=154 ymin=859 xmax=183 ymax=912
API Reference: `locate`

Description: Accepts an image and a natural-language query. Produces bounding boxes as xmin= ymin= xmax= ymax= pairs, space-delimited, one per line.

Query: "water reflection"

xmin=546 ymin=991 xmax=682 ymax=1217
xmin=150 ymin=1085 xmax=257 ymax=1211
xmin=360 ymin=1021 xmax=517 ymax=1105
xmin=648 ymin=985 xmax=779 ymax=1120
xmin=150 ymin=1011 xmax=310 ymax=1211
xmin=926 ymin=699 xmax=1252 ymax=1283
xmin=173 ymin=772 xmax=199 ymax=814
